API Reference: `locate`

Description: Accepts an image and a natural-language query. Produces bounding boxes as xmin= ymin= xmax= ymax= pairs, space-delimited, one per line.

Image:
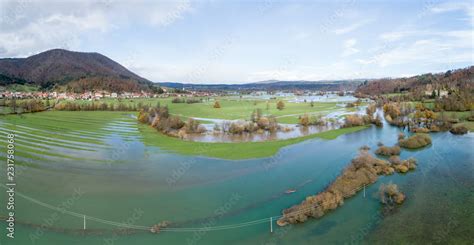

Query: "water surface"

xmin=0 ymin=112 xmax=472 ymax=244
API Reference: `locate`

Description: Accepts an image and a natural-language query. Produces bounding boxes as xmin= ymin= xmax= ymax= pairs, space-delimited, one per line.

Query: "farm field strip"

xmin=3 ymin=122 xmax=111 ymax=141
xmin=0 ymin=130 xmax=110 ymax=163
xmin=0 ymin=124 xmax=106 ymax=147
xmin=1 ymin=113 xmax=139 ymax=140
xmin=0 ymin=130 xmax=98 ymax=152
xmin=0 ymin=112 xmax=145 ymax=166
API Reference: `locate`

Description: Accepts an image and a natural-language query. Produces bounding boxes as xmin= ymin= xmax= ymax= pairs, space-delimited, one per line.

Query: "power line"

xmin=0 ymin=183 xmax=368 ymax=233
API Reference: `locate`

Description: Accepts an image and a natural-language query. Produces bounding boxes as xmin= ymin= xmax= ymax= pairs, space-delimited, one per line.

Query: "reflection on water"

xmin=183 ymin=123 xmax=339 ymax=142
xmin=182 ymin=106 xmax=368 ymax=143
xmin=288 ymin=94 xmax=358 ymax=103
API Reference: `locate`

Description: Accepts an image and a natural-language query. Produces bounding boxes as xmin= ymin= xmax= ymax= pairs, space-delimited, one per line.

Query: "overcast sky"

xmin=0 ymin=0 xmax=472 ymax=83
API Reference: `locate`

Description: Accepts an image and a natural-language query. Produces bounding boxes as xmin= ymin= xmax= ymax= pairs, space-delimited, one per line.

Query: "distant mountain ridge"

xmin=0 ymin=49 xmax=154 ymax=92
xmin=158 ymin=79 xmax=365 ymax=91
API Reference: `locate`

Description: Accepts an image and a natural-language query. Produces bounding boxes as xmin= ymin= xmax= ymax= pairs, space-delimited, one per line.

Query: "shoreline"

xmin=140 ymin=124 xmax=370 ymax=160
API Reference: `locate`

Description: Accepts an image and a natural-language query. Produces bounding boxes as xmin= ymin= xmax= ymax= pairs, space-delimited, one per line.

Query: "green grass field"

xmin=0 ymin=106 xmax=12 ymax=114
xmin=59 ymin=97 xmax=348 ymax=124
xmin=435 ymin=111 xmax=472 ymax=120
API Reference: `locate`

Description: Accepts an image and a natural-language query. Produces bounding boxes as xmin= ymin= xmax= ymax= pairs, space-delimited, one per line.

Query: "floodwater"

xmin=0 ymin=112 xmax=472 ymax=244
xmin=182 ymin=94 xmax=367 ymax=143
xmin=184 ymin=123 xmax=340 ymax=143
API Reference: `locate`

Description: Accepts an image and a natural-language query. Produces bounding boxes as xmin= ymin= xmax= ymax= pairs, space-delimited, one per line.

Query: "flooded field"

xmin=0 ymin=110 xmax=472 ymax=244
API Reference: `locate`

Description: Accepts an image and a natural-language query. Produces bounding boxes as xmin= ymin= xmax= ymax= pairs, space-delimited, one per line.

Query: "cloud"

xmin=245 ymin=61 xmax=364 ymax=82
xmin=380 ymin=31 xmax=414 ymax=42
xmin=0 ymin=0 xmax=194 ymax=57
xmin=148 ymin=0 xmax=192 ymax=27
xmin=358 ymin=30 xmax=472 ymax=67
xmin=0 ymin=11 xmax=109 ymax=57
xmin=341 ymin=38 xmax=359 ymax=57
xmin=429 ymin=0 xmax=474 ymax=26
xmin=332 ymin=18 xmax=374 ymax=35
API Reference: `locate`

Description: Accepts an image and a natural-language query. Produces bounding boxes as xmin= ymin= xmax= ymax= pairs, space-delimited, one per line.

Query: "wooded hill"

xmin=355 ymin=66 xmax=474 ymax=96
xmin=0 ymin=49 xmax=156 ymax=92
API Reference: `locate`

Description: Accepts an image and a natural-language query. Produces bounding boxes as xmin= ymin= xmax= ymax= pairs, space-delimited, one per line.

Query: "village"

xmin=0 ymin=89 xmax=219 ymax=100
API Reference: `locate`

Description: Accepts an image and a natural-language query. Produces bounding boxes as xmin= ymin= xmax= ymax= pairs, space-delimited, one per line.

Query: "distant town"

xmin=0 ymin=87 xmax=360 ymax=101
xmin=0 ymin=89 xmax=220 ymax=100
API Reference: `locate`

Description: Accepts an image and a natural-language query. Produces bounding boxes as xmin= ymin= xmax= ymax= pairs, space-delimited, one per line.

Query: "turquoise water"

xmin=0 ymin=113 xmax=473 ymax=244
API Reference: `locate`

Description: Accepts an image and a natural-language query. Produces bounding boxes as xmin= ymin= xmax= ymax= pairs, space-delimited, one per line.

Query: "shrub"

xmin=299 ymin=114 xmax=310 ymax=126
xmin=346 ymin=102 xmax=355 ymax=108
xmin=398 ymin=134 xmax=432 ymax=149
xmin=379 ymin=183 xmax=405 ymax=205
xmin=343 ymin=114 xmax=370 ymax=127
xmin=184 ymin=118 xmax=206 ymax=134
xmin=366 ymin=103 xmax=376 ymax=117
xmin=168 ymin=116 xmax=185 ymax=130
xmin=213 ymin=101 xmax=221 ymax=108
xmin=429 ymin=125 xmax=440 ymax=132
xmin=411 ymin=127 xmax=430 ymax=133
xmin=383 ymin=103 xmax=401 ymax=119
xmin=138 ymin=110 xmax=149 ymax=123
xmin=257 ymin=117 xmax=270 ymax=129
xmin=388 ymin=156 xmax=401 ymax=165
xmin=310 ymin=115 xmax=326 ymax=126
xmin=171 ymin=97 xmax=185 ymax=103
xmin=398 ymin=133 xmax=405 ymax=140
xmin=266 ymin=116 xmax=279 ymax=132
xmin=186 ymin=98 xmax=201 ymax=104
xmin=228 ymin=121 xmax=246 ymax=134
xmin=276 ymin=100 xmax=285 ymax=110
xmin=375 ymin=145 xmax=401 ymax=156
xmin=450 ymin=125 xmax=468 ymax=135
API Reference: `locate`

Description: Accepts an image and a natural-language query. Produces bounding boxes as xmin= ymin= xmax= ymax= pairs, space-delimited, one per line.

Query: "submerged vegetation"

xmin=298 ymin=113 xmax=325 ymax=127
xmin=389 ymin=156 xmax=417 ymax=173
xmin=450 ymin=125 xmax=468 ymax=135
xmin=379 ymin=183 xmax=405 ymax=205
xmin=398 ymin=133 xmax=432 ymax=149
xmin=375 ymin=145 xmax=401 ymax=156
xmin=277 ymin=145 xmax=419 ymax=226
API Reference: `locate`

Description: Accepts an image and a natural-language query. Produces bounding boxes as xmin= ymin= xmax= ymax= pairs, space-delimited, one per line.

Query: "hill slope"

xmin=0 ymin=49 xmax=154 ymax=92
xmin=355 ymin=66 xmax=473 ymax=96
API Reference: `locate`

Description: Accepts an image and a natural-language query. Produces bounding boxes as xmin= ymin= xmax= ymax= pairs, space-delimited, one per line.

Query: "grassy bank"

xmin=140 ymin=124 xmax=369 ymax=160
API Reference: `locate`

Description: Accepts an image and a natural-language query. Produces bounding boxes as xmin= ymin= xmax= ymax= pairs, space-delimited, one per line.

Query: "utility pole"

xmin=270 ymin=217 xmax=273 ymax=233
